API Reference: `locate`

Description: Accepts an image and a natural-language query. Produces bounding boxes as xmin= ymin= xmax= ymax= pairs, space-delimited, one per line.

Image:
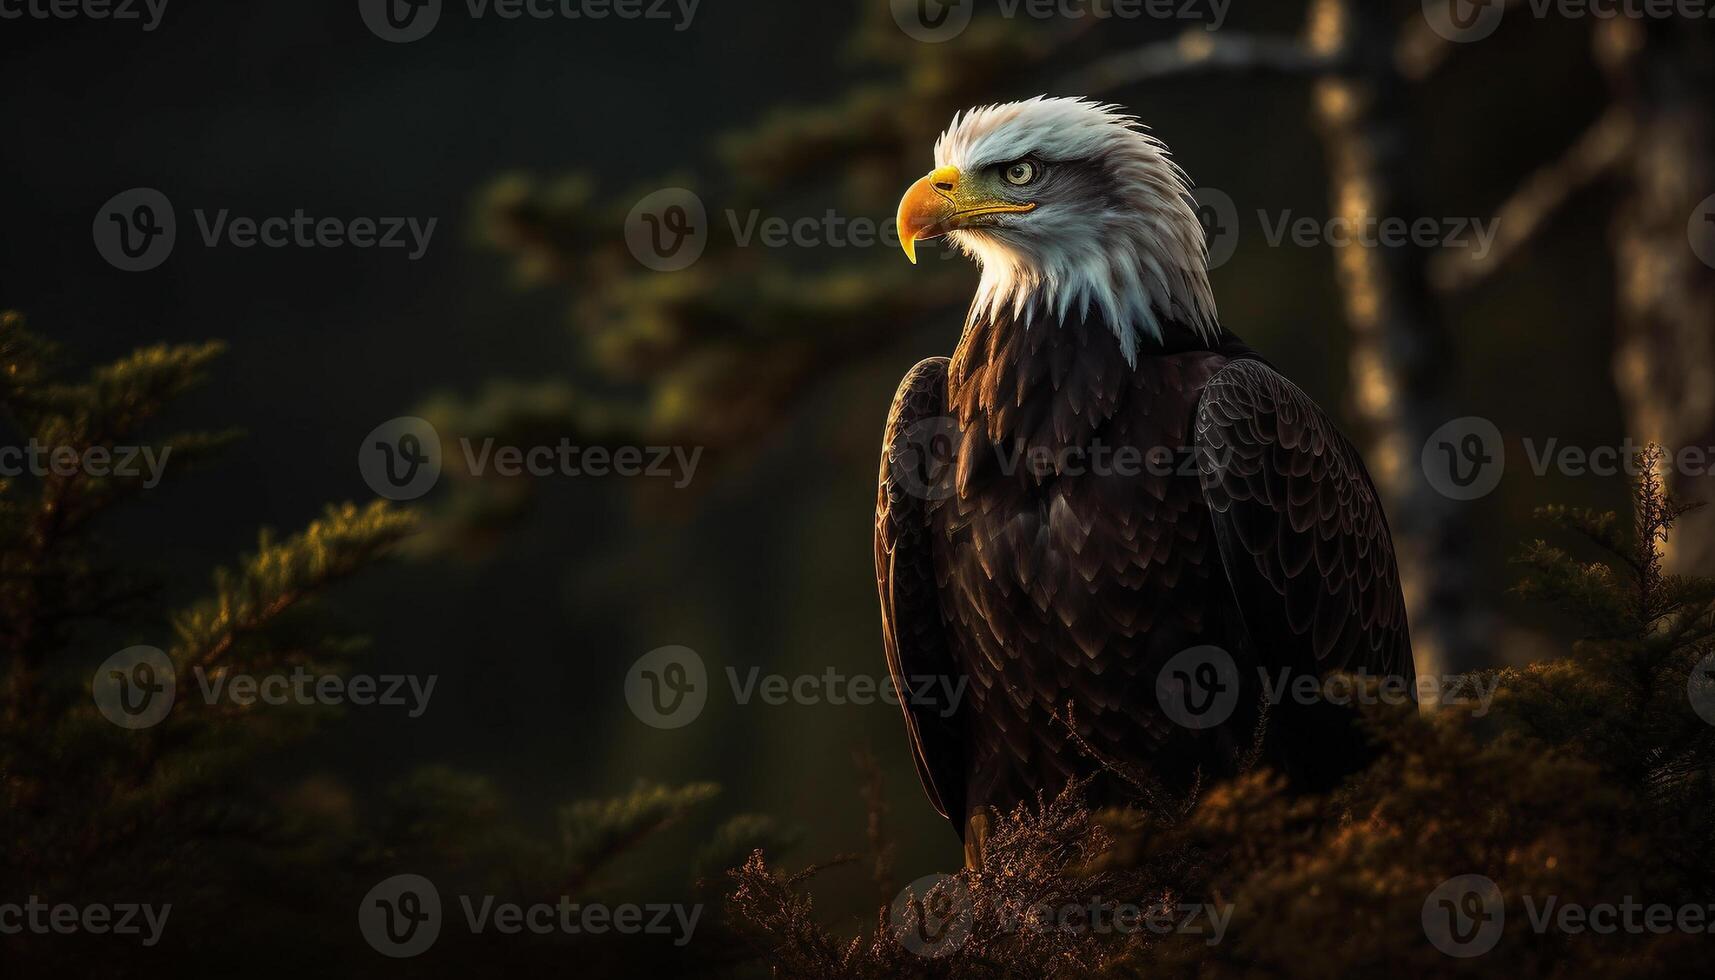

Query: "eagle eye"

xmin=1002 ymin=159 xmax=1039 ymax=187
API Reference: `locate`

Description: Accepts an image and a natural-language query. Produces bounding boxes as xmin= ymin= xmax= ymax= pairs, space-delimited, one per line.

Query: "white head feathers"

xmin=933 ymin=97 xmax=1219 ymax=362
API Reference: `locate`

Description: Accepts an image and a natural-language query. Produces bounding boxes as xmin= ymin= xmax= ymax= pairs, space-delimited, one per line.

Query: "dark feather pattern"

xmin=1195 ymin=359 xmax=1414 ymax=684
xmin=875 ymin=357 xmax=967 ymax=830
xmin=875 ymin=310 xmax=1414 ymax=840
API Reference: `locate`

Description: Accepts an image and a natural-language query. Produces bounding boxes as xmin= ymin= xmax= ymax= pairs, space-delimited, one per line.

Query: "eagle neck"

xmin=946 ymin=311 xmax=1130 ymax=451
xmin=947 ymin=305 xmax=1244 ymax=451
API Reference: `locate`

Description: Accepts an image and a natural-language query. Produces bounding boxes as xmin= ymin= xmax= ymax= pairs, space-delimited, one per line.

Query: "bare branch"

xmin=1429 ymin=105 xmax=1634 ymax=294
xmin=1397 ymin=0 xmax=1529 ymax=82
xmin=1065 ymin=31 xmax=1339 ymax=93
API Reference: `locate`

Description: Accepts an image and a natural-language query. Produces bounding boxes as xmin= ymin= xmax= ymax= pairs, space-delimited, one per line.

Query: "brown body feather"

xmin=876 ymin=312 xmax=1413 ymax=839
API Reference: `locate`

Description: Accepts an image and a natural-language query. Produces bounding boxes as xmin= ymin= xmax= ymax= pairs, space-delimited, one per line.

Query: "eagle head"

xmin=897 ymin=96 xmax=1218 ymax=361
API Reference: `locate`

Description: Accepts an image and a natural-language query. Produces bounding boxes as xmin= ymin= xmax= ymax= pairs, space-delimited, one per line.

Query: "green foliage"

xmin=0 ymin=312 xmax=237 ymax=675
xmin=698 ymin=814 xmax=806 ymax=883
xmin=560 ymin=780 xmax=722 ymax=886
xmin=0 ymin=313 xmax=427 ymax=974
xmin=170 ymin=501 xmax=419 ymax=669
xmin=723 ymin=449 xmax=1715 ymax=978
xmin=0 ymin=312 xmax=784 ymax=976
xmin=1497 ymin=447 xmax=1715 ymax=855
xmin=370 ymin=770 xmax=742 ymax=896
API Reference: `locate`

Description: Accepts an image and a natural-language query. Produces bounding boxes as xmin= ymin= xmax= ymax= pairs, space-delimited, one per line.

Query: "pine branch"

xmin=170 ymin=501 xmax=420 ymax=669
xmin=695 ymin=814 xmax=803 ymax=882
xmin=1430 ymin=106 xmax=1633 ymax=294
xmin=559 ymin=781 xmax=721 ymax=895
xmin=2 ymin=321 xmax=233 ymax=702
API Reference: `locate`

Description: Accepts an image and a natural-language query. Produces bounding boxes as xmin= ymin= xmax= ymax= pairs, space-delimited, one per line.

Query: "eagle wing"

xmin=1194 ymin=359 xmax=1415 ymax=776
xmin=874 ymin=357 xmax=966 ymax=833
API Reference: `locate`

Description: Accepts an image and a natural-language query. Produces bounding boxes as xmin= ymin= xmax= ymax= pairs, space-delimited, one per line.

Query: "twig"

xmin=1048 ymin=701 xmax=1197 ymax=821
xmin=853 ymin=748 xmax=897 ymax=905
xmin=1065 ymin=31 xmax=1342 ymax=93
xmin=1430 ymin=105 xmax=1634 ymax=294
xmin=1397 ymin=0 xmax=1530 ymax=81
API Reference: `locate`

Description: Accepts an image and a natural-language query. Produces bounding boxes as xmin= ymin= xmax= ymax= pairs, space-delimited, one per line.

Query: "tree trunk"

xmin=1601 ymin=19 xmax=1715 ymax=572
xmin=1306 ymin=0 xmax=1485 ymax=673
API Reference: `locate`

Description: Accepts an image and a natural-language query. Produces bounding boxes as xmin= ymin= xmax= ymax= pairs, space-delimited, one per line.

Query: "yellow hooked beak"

xmin=896 ymin=165 xmax=1037 ymax=264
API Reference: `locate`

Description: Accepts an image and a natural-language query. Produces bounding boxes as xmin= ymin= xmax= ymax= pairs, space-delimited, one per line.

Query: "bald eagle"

xmin=876 ymin=98 xmax=1414 ymax=866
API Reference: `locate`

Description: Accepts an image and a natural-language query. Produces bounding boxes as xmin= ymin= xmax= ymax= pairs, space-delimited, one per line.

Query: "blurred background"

xmin=3 ymin=0 xmax=1713 ymax=974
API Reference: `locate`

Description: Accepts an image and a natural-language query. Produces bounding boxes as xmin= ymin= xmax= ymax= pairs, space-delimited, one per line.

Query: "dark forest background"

xmin=3 ymin=0 xmax=1713 ymax=976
